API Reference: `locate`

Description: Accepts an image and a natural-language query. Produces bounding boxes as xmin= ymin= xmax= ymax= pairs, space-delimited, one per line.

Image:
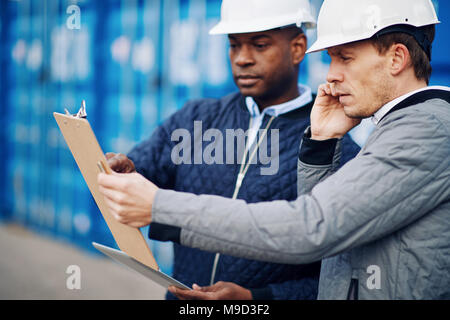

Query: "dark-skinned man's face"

xmin=228 ymin=28 xmax=307 ymax=109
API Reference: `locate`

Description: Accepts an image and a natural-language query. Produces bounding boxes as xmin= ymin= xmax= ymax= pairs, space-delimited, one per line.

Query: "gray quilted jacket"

xmin=152 ymin=88 xmax=450 ymax=299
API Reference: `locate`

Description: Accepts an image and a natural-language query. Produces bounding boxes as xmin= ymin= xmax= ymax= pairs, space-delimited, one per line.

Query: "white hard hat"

xmin=209 ymin=0 xmax=316 ymax=35
xmin=307 ymin=0 xmax=440 ymax=54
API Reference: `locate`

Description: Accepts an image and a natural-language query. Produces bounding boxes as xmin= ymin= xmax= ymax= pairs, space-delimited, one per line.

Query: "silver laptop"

xmin=92 ymin=242 xmax=190 ymax=290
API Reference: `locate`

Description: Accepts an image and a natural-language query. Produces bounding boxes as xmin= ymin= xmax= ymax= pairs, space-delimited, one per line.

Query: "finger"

xmin=168 ymin=284 xmax=212 ymax=300
xmin=169 ymin=287 xmax=186 ymax=300
xmin=174 ymin=288 xmax=211 ymax=300
xmin=317 ymin=84 xmax=328 ymax=97
xmin=106 ymin=205 xmax=151 ymax=228
xmin=101 ymin=191 xmax=124 ymax=213
xmin=107 ymin=158 xmax=121 ymax=172
xmin=99 ymin=188 xmax=140 ymax=223
xmin=116 ymin=153 xmax=127 ymax=161
xmin=169 ymin=286 xmax=197 ymax=300
xmin=105 ymin=152 xmax=116 ymax=160
xmin=109 ymin=170 xmax=122 ymax=177
xmin=329 ymin=82 xmax=337 ymax=96
xmin=167 ymin=286 xmax=177 ymax=294
xmin=110 ymin=154 xmax=126 ymax=168
xmin=97 ymin=172 xmax=126 ymax=190
xmin=103 ymin=201 xmax=138 ymax=226
xmin=324 ymin=83 xmax=332 ymax=96
xmin=100 ymin=193 xmax=128 ymax=222
xmin=318 ymin=83 xmax=332 ymax=97
xmin=168 ymin=285 xmax=177 ymax=294
xmin=126 ymin=220 xmax=148 ymax=228
xmin=98 ymin=183 xmax=127 ymax=203
xmin=114 ymin=154 xmax=135 ymax=172
xmin=192 ymin=283 xmax=215 ymax=292
xmin=192 ymin=283 xmax=203 ymax=291
xmin=107 ymin=155 xmax=131 ymax=173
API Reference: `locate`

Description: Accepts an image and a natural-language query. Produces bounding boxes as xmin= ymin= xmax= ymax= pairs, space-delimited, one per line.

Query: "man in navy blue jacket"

xmin=106 ymin=0 xmax=360 ymax=300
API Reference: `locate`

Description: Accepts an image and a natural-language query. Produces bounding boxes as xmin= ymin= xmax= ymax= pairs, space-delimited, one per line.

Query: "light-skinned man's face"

xmin=228 ymin=28 xmax=306 ymax=109
xmin=326 ymin=40 xmax=395 ymax=119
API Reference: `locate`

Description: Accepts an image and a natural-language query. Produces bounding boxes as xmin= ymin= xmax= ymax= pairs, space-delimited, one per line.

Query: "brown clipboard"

xmin=54 ymin=112 xmax=159 ymax=271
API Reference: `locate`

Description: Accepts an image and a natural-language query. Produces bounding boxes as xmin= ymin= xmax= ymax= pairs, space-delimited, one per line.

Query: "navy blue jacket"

xmin=128 ymin=92 xmax=360 ymax=300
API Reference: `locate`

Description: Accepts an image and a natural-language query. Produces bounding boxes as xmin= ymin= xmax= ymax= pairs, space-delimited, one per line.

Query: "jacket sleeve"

xmin=257 ymin=132 xmax=356 ymax=300
xmin=151 ymin=109 xmax=449 ymax=264
xmin=297 ymin=126 xmax=346 ymax=196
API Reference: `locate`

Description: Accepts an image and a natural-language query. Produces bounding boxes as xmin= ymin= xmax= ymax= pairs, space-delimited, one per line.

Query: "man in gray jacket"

xmin=98 ymin=0 xmax=450 ymax=299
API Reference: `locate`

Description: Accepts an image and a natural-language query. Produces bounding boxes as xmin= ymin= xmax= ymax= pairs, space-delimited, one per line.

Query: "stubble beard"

xmin=344 ymin=75 xmax=395 ymax=119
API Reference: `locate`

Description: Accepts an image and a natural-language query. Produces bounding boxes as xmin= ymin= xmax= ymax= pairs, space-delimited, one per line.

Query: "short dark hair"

xmin=370 ymin=25 xmax=435 ymax=84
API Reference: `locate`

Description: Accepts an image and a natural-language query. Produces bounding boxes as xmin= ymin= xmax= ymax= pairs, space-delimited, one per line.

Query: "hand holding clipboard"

xmin=54 ymin=102 xmax=158 ymax=271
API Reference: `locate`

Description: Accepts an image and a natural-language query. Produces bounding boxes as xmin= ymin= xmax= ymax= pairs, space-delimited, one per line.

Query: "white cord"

xmin=209 ymin=116 xmax=276 ymax=286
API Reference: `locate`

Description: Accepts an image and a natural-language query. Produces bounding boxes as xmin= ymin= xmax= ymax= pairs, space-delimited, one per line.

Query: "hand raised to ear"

xmin=310 ymin=82 xmax=361 ymax=140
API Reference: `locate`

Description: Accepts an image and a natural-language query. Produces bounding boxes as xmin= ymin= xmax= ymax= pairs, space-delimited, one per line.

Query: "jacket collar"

xmin=245 ymin=84 xmax=313 ymax=118
xmin=372 ymin=86 xmax=450 ymax=125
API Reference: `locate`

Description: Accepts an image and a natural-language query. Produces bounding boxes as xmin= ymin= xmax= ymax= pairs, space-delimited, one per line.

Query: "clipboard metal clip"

xmin=64 ymin=100 xmax=87 ymax=119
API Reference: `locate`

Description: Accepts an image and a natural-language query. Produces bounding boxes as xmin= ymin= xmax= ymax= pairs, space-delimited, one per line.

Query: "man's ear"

xmin=291 ymin=33 xmax=307 ymax=65
xmin=390 ymin=43 xmax=411 ymax=77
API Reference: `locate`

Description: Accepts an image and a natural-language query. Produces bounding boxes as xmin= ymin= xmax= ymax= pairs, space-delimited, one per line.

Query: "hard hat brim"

xmin=209 ymin=18 xmax=316 ymax=35
xmin=306 ymin=21 xmax=441 ymax=54
xmin=306 ymin=35 xmax=355 ymax=54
